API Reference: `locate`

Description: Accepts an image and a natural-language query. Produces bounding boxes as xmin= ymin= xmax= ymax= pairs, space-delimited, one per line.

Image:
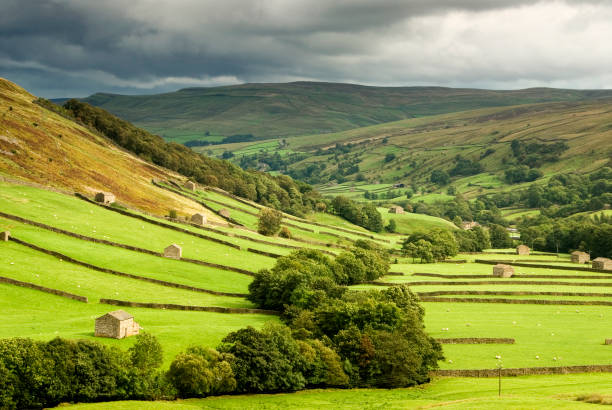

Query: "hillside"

xmin=212 ymin=99 xmax=612 ymax=202
xmin=80 ymin=82 xmax=612 ymax=142
xmin=0 ymin=78 xmax=213 ymax=217
xmin=1 ymin=79 xmax=611 ymax=409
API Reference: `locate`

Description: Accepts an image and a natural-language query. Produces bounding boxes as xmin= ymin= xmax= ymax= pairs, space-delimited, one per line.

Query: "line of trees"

xmin=331 ymin=195 xmax=383 ymax=232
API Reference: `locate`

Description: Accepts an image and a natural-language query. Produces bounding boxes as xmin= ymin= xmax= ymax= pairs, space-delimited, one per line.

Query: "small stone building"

xmin=191 ymin=213 xmax=207 ymax=225
xmin=592 ymin=257 xmax=612 ymax=270
xmin=95 ymin=310 xmax=139 ymax=339
xmin=493 ymin=264 xmax=515 ymax=278
xmin=184 ymin=181 xmax=196 ymax=191
xmin=571 ymin=251 xmax=590 ymax=264
xmin=605 ymin=339 xmax=612 ymax=345
xmin=164 ymin=244 xmax=182 ymax=259
xmin=388 ymin=205 xmax=404 ymax=214
xmin=516 ymin=245 xmax=530 ymax=255
xmin=0 ymin=231 xmax=9 ymax=241
xmin=219 ymin=208 xmax=231 ymax=218
xmin=461 ymin=221 xmax=479 ymax=230
xmin=94 ymin=192 xmax=115 ymax=205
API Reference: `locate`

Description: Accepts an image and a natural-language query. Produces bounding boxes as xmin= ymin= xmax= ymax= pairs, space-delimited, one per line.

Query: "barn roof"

xmin=98 ymin=310 xmax=133 ymax=321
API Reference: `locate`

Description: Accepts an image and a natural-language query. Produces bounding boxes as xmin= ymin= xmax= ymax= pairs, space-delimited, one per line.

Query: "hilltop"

xmin=79 ymin=82 xmax=612 ymax=142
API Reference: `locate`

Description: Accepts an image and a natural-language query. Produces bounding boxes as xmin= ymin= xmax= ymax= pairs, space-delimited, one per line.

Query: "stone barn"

xmin=191 ymin=213 xmax=207 ymax=225
xmin=571 ymin=251 xmax=590 ymax=264
xmin=493 ymin=264 xmax=515 ymax=278
xmin=388 ymin=205 xmax=404 ymax=214
xmin=461 ymin=221 xmax=479 ymax=230
xmin=94 ymin=192 xmax=115 ymax=205
xmin=164 ymin=244 xmax=182 ymax=259
xmin=592 ymin=257 xmax=612 ymax=270
xmin=219 ymin=208 xmax=231 ymax=218
xmin=516 ymin=245 xmax=530 ymax=255
xmin=95 ymin=310 xmax=139 ymax=339
xmin=0 ymin=231 xmax=9 ymax=241
xmin=184 ymin=181 xmax=196 ymax=191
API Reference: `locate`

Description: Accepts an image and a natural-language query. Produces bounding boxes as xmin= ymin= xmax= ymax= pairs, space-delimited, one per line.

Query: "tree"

xmin=218 ymin=324 xmax=306 ymax=393
xmin=167 ymin=347 xmax=236 ymax=398
xmin=386 ymin=219 xmax=397 ymax=233
xmin=430 ymin=170 xmax=450 ymax=186
xmin=402 ymin=239 xmax=434 ymax=263
xmin=257 ymin=208 xmax=283 ymax=236
xmin=384 ymin=153 xmax=396 ymax=163
xmin=489 ymin=224 xmax=512 ymax=248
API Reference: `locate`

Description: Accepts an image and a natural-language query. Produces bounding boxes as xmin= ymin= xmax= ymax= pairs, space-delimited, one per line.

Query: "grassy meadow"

xmin=65 ymin=373 xmax=612 ymax=409
xmin=0 ymin=180 xmax=610 ymax=408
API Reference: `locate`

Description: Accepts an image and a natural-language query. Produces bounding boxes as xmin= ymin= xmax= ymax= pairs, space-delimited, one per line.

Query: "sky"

xmin=1 ymin=0 xmax=612 ymax=98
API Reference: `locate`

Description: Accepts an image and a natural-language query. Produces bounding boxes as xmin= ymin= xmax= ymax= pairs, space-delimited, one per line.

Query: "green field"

xmin=1 ymin=181 xmax=610 ymax=408
xmin=65 ymin=373 xmax=612 ymax=409
xmin=378 ymin=206 xmax=457 ymax=234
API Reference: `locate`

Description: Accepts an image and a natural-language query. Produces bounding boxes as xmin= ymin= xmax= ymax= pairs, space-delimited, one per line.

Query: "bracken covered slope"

xmin=0 ymin=78 xmax=215 ymax=218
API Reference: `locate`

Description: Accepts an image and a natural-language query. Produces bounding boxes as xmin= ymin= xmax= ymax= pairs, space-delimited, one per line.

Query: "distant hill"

xmin=81 ymin=82 xmax=612 ymax=142
xmin=210 ymin=99 xmax=612 ymax=201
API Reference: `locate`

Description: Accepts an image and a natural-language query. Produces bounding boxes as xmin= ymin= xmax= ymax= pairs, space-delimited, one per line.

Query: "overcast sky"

xmin=1 ymin=0 xmax=612 ymax=98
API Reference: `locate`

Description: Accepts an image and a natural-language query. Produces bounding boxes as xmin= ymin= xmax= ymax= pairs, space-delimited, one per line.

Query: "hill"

xmin=212 ymin=99 xmax=612 ymax=202
xmin=80 ymin=82 xmax=612 ymax=142
xmin=0 ymin=78 xmax=208 ymax=217
xmin=1 ymin=79 xmax=611 ymax=408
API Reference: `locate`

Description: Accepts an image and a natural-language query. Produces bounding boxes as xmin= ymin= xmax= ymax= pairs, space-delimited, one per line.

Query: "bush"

xmin=167 ymin=347 xmax=236 ymax=398
xmin=402 ymin=229 xmax=458 ymax=262
xmin=218 ymin=324 xmax=306 ymax=393
xmin=168 ymin=209 xmax=178 ymax=219
xmin=257 ymin=208 xmax=283 ymax=236
xmin=278 ymin=226 xmax=292 ymax=238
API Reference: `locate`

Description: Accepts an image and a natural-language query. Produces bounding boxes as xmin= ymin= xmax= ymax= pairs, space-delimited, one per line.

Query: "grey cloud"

xmin=1 ymin=0 xmax=611 ymax=97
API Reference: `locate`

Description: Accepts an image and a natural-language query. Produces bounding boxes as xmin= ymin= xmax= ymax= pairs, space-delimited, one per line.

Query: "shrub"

xmin=166 ymin=347 xmax=236 ymax=398
xmin=278 ymin=226 xmax=292 ymax=238
xmin=218 ymin=324 xmax=306 ymax=393
xmin=257 ymin=208 xmax=283 ymax=236
xmin=168 ymin=209 xmax=178 ymax=219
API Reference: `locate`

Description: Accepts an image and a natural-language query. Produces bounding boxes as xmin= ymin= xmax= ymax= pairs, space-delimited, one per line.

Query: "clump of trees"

xmin=331 ymin=195 xmax=383 ymax=232
xmin=244 ymin=245 xmax=442 ymax=389
xmin=518 ymin=213 xmax=612 ymax=258
xmin=257 ymin=208 xmax=283 ymax=236
xmin=401 ymin=229 xmax=458 ymax=263
xmin=0 ymin=333 xmax=165 ymax=409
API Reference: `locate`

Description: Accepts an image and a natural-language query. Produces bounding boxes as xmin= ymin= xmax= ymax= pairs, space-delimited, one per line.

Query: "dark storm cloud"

xmin=1 ymin=0 xmax=611 ymax=97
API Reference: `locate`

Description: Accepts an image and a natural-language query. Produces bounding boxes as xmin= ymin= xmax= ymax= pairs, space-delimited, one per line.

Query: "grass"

xmin=0 ymin=78 xmax=204 ymax=216
xmin=378 ymin=207 xmax=457 ymax=234
xmin=0 ymin=240 xmax=252 ymax=307
xmin=0 ymin=218 xmax=253 ymax=294
xmin=0 ymin=183 xmax=276 ymax=272
xmin=0 ymin=284 xmax=275 ymax=367
xmin=64 ymin=373 xmax=612 ymax=409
